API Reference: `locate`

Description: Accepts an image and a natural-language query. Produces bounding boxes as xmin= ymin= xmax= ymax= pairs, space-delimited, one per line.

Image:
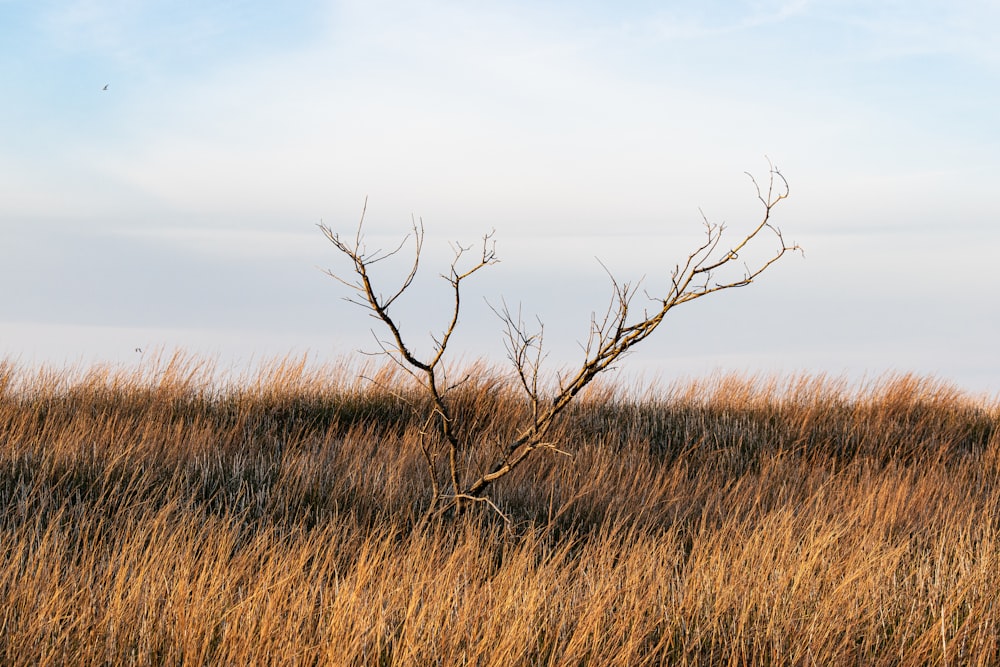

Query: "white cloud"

xmin=639 ymin=0 xmax=811 ymax=40
xmin=3 ymin=0 xmax=999 ymax=393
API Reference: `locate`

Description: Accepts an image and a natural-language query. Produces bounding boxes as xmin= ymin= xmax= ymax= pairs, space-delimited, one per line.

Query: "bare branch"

xmin=429 ymin=230 xmax=499 ymax=369
xmin=458 ymin=161 xmax=800 ymax=502
xmin=438 ymin=494 xmax=512 ymax=526
xmin=321 ymin=162 xmax=800 ymax=518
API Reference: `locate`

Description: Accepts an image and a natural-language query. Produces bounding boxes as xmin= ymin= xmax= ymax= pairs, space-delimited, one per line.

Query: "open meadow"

xmin=0 ymin=353 xmax=997 ymax=665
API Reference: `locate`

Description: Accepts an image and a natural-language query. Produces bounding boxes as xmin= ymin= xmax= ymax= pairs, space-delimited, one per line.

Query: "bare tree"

xmin=320 ymin=163 xmax=801 ymax=521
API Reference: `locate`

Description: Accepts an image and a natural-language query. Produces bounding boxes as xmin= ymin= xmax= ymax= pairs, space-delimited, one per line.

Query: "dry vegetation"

xmin=0 ymin=352 xmax=998 ymax=665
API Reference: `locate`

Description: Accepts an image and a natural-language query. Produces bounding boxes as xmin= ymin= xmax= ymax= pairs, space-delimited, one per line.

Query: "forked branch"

xmin=322 ymin=162 xmax=800 ymax=519
xmin=320 ymin=204 xmax=499 ymax=516
xmin=458 ymin=162 xmax=800 ymax=502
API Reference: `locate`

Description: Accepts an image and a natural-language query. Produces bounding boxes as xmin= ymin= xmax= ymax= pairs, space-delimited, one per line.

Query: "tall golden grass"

xmin=0 ymin=352 xmax=997 ymax=665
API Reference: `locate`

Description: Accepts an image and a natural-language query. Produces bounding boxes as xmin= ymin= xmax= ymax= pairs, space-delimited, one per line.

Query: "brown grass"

xmin=0 ymin=352 xmax=997 ymax=665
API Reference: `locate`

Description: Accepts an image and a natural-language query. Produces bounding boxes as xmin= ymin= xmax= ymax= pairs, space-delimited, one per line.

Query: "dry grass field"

xmin=0 ymin=352 xmax=997 ymax=665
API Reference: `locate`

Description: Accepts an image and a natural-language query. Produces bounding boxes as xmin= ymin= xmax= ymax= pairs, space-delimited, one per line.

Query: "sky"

xmin=1 ymin=0 xmax=998 ymax=397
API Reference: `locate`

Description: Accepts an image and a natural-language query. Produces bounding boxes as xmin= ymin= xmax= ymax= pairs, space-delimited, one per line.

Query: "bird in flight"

xmin=102 ymin=84 xmax=109 ymax=91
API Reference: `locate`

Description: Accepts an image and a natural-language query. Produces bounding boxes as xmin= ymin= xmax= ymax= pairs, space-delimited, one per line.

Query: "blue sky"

xmin=2 ymin=0 xmax=998 ymax=395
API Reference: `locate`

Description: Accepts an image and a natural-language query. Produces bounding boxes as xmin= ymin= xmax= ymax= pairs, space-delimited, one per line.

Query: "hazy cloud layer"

xmin=1 ymin=0 xmax=998 ymax=394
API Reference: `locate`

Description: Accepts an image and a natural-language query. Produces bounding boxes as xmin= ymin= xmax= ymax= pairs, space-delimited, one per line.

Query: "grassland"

xmin=0 ymin=352 xmax=997 ymax=665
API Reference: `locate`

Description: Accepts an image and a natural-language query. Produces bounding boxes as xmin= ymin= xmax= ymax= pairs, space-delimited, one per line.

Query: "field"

xmin=0 ymin=353 xmax=998 ymax=665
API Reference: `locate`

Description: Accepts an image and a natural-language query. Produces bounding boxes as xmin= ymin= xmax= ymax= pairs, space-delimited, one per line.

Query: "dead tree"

xmin=320 ymin=163 xmax=801 ymax=521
